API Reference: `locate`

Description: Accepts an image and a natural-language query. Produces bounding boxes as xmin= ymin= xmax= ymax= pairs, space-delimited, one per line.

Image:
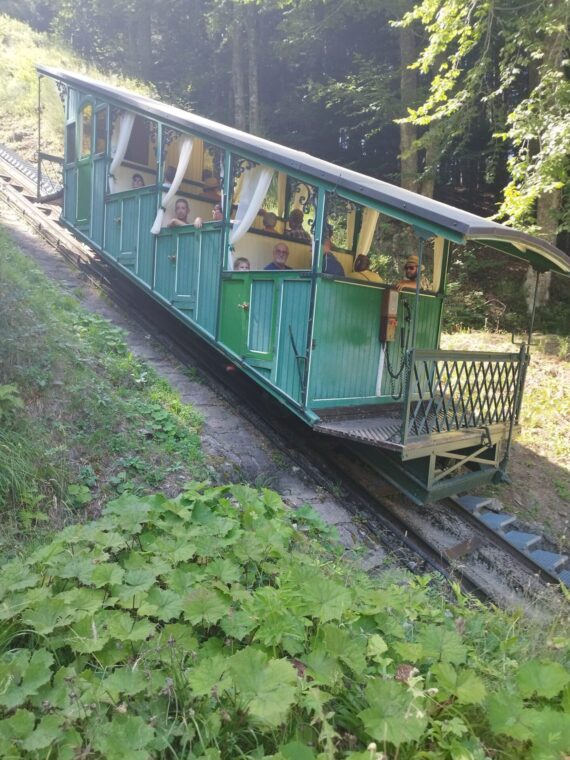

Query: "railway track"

xmin=1 ymin=144 xmax=568 ymax=607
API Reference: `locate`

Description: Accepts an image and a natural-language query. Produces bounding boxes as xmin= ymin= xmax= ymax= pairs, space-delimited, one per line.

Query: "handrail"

xmin=402 ymin=347 xmax=528 ymax=441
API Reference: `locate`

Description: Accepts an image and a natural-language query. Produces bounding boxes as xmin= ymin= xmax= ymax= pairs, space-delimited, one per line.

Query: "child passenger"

xmin=234 ymin=257 xmax=250 ymax=271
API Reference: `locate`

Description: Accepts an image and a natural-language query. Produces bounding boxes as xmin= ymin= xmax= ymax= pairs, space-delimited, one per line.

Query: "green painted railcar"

xmin=36 ymin=66 xmax=570 ymax=504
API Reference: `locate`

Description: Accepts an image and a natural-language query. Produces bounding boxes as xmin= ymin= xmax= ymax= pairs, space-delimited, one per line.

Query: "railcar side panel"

xmin=63 ymin=167 xmax=77 ymax=227
xmin=380 ymin=293 xmax=442 ymax=398
xmin=274 ymin=279 xmax=312 ymax=403
xmin=137 ymin=193 xmax=158 ymax=287
xmin=195 ymin=228 xmax=223 ymax=336
xmin=307 ymin=279 xmax=383 ymax=407
xmin=91 ymin=157 xmax=107 ymax=248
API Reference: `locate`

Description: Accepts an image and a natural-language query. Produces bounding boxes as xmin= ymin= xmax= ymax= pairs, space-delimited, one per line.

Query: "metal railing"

xmin=37 ymin=151 xmax=63 ymax=201
xmin=401 ymin=345 xmax=528 ymax=444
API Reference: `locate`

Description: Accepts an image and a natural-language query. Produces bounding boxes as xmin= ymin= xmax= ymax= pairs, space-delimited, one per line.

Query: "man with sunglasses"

xmin=396 ymin=255 xmax=430 ymax=291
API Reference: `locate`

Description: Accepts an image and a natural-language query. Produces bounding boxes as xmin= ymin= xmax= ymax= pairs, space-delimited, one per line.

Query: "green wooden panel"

xmin=219 ymin=277 xmax=249 ymax=355
xmin=76 ymin=160 xmax=91 ymax=227
xmin=154 ymin=235 xmax=177 ymax=301
xmin=275 ymin=280 xmax=311 ymax=403
xmin=136 ymin=193 xmax=157 ymax=287
xmin=63 ymin=167 xmax=77 ymax=226
xmin=196 ymin=229 xmax=223 ymax=336
xmin=118 ymin=196 xmax=138 ymax=270
xmin=172 ymin=232 xmax=198 ymax=316
xmin=104 ymin=198 xmax=122 ymax=259
xmin=380 ymin=292 xmax=441 ymax=397
xmin=308 ymin=279 xmax=383 ymax=404
xmin=248 ymin=280 xmax=275 ymax=354
xmin=91 ymin=157 xmax=107 ymax=247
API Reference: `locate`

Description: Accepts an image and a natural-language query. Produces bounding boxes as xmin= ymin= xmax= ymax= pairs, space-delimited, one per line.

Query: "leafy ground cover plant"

xmin=0 ymin=482 xmax=568 ymax=759
xmin=0 ymin=229 xmax=205 ymax=550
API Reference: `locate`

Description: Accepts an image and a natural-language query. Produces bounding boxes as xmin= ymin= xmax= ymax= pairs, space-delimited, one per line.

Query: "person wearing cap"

xmin=350 ymin=254 xmax=382 ymax=282
xmin=396 ymin=255 xmax=430 ymax=291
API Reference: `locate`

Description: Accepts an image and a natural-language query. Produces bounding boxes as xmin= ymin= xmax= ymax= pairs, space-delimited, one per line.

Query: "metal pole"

xmin=410 ymin=236 xmax=424 ymax=349
xmin=37 ymin=75 xmax=42 ymax=201
xmin=527 ymin=268 xmax=540 ymax=347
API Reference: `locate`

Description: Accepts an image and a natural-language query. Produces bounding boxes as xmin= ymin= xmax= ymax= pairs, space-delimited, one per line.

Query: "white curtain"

xmin=356 ymin=207 xmax=379 ymax=256
xmin=229 ymin=165 xmax=274 ymax=245
xmin=150 ymin=137 xmax=194 ymax=235
xmin=108 ymin=112 xmax=136 ymax=193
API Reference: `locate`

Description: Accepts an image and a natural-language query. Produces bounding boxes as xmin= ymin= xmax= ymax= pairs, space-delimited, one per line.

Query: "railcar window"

xmin=94 ymin=108 xmax=107 ymax=155
xmin=125 ymin=115 xmax=152 ymax=166
xmin=370 ymin=214 xmax=436 ymax=291
xmin=227 ymin=155 xmax=315 ymax=272
xmin=66 ymin=123 xmax=76 ymax=164
xmin=79 ymin=103 xmax=92 ymax=158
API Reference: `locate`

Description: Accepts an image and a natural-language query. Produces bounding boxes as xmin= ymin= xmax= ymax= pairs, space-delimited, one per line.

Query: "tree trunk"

xmin=247 ymin=5 xmax=259 ymax=135
xmin=231 ymin=3 xmax=247 ymax=130
xmin=399 ymin=26 xmax=418 ymax=192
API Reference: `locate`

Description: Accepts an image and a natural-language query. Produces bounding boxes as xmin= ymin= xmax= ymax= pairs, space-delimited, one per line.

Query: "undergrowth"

xmin=0 ymin=228 xmax=205 ymax=550
xmin=0 ymin=482 xmax=568 ymax=759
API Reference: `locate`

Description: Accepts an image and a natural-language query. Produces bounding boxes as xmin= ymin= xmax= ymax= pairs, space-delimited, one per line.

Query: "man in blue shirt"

xmin=322 ymin=236 xmax=344 ymax=276
xmin=265 ymin=243 xmax=291 ymax=270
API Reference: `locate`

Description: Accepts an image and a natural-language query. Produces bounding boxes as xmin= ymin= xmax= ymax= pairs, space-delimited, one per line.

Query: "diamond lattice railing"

xmin=403 ymin=348 xmax=527 ymax=441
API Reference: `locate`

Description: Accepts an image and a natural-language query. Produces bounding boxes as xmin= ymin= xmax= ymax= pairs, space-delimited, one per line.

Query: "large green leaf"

xmin=186 ymin=654 xmax=230 ymax=697
xmin=23 ymin=598 xmax=78 ymax=634
xmin=228 ymin=648 xmax=298 ymax=728
xmin=487 ymin=691 xmax=535 ymax=741
xmin=432 ymin=663 xmax=486 ymax=704
xmin=359 ymin=679 xmax=428 ymax=747
xmin=102 ymin=667 xmax=148 ymax=702
xmin=137 ymin=587 xmax=183 ymax=621
xmin=297 ymin=577 xmax=352 ymax=622
xmin=528 ymin=707 xmax=570 ymax=760
xmin=419 ymin=625 xmax=467 ymax=664
xmin=0 ymin=709 xmax=35 ymax=740
xmin=22 ymin=714 xmax=64 ymax=751
xmin=182 ymin=589 xmax=229 ymax=626
xmin=0 ymin=561 xmax=39 ymax=598
xmin=0 ymin=649 xmax=54 ymax=709
xmin=105 ymin=610 xmax=155 ymax=642
xmin=516 ymin=660 xmax=570 ymax=699
xmin=65 ymin=615 xmax=110 ymax=654
xmin=91 ymin=714 xmax=155 ymax=760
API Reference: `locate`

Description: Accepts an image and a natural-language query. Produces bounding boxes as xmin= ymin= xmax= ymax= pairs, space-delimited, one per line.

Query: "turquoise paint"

xmin=275 ymin=280 xmax=312 ymax=403
xmin=91 ymin=157 xmax=107 ymax=246
xmin=63 ymin=167 xmax=77 ymax=226
xmin=249 ymin=280 xmax=275 ymax=353
xmin=308 ymin=279 xmax=383 ymax=403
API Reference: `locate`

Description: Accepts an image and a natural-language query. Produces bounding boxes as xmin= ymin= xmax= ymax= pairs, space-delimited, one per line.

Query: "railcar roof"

xmin=38 ymin=65 xmax=570 ymax=277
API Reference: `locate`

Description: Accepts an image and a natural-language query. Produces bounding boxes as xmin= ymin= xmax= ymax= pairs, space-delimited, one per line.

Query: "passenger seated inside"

xmin=396 ymin=254 xmax=430 ymax=291
xmin=322 ymin=236 xmax=344 ymax=276
xmin=265 ymin=243 xmax=291 ymax=270
xmin=168 ymin=198 xmax=203 ymax=229
xmin=262 ymin=212 xmax=278 ymax=233
xmin=234 ymin=257 xmax=250 ymax=271
xmin=132 ymin=173 xmax=145 ymax=188
xmin=351 ymin=254 xmax=382 ymax=282
xmin=212 ymin=203 xmax=223 ymax=221
xmin=286 ymin=208 xmax=311 ymax=242
xmin=163 ymin=165 xmax=176 ymax=188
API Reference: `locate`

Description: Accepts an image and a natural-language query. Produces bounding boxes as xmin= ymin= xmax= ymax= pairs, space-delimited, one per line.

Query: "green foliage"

xmin=0 ymin=482 xmax=568 ymax=758
xmin=0 ymin=227 xmax=204 ymax=548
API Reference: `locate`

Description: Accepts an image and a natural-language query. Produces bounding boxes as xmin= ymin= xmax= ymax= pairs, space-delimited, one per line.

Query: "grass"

xmin=0 ymin=227 xmax=205 ymax=555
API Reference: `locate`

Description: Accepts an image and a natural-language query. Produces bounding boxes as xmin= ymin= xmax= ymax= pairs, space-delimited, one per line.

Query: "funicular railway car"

xmin=36 ymin=66 xmax=570 ymax=505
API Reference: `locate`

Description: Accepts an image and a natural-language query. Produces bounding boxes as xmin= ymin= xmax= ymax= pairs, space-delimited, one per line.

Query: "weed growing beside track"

xmin=0 ymin=482 xmax=569 ymax=758
xmin=0 ymin=228 xmax=205 ymax=552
